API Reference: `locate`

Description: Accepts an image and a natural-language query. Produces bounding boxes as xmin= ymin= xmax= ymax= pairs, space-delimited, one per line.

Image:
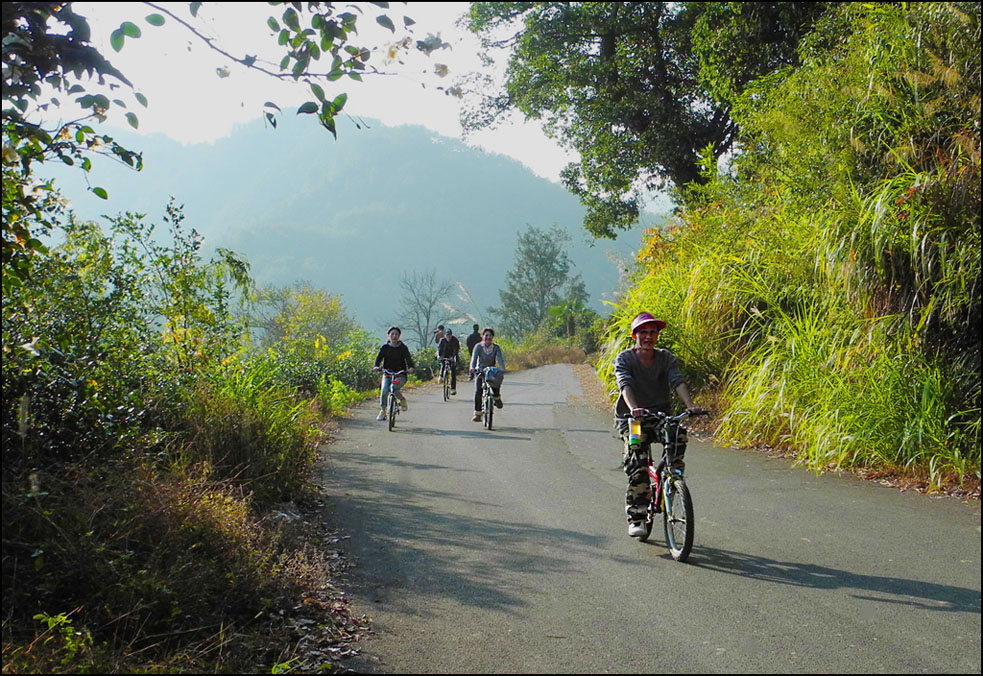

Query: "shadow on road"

xmin=684 ymin=545 xmax=980 ymax=614
xmin=323 ymin=446 xmax=608 ymax=619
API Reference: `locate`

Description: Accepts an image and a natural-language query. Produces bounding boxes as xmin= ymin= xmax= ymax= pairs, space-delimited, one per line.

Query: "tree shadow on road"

xmin=321 ymin=447 xmax=608 ymax=620
xmin=685 ymin=545 xmax=980 ymax=614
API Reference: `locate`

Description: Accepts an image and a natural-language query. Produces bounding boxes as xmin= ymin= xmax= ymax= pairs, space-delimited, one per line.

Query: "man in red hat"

xmin=614 ymin=312 xmax=704 ymax=538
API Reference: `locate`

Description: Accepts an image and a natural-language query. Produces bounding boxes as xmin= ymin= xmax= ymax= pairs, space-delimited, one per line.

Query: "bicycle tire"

xmin=483 ymin=391 xmax=493 ymax=430
xmin=442 ymin=367 xmax=450 ymax=401
xmin=387 ymin=393 xmax=397 ymax=431
xmin=662 ymin=476 xmax=694 ymax=561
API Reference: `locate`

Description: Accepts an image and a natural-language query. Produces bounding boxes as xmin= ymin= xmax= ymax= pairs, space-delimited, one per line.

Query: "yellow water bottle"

xmin=629 ymin=419 xmax=642 ymax=448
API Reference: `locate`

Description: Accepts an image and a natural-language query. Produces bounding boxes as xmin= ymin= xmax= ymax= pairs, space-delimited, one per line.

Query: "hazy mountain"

xmin=44 ymin=115 xmax=665 ymax=337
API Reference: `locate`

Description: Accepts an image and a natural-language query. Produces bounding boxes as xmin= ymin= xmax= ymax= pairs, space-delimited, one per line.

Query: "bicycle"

xmin=382 ymin=369 xmax=407 ymax=432
xmin=618 ymin=409 xmax=708 ymax=562
xmin=438 ymin=357 xmax=455 ymax=402
xmin=475 ymin=367 xmax=499 ymax=430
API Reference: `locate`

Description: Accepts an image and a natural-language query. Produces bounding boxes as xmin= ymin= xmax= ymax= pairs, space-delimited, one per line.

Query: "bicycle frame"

xmin=478 ymin=367 xmax=496 ymax=430
xmin=382 ymin=369 xmax=406 ymax=431
xmin=619 ymin=409 xmax=706 ymax=561
xmin=438 ymin=357 xmax=455 ymax=401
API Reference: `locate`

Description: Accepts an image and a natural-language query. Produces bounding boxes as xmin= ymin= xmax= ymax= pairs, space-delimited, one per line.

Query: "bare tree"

xmin=397 ymin=269 xmax=454 ymax=350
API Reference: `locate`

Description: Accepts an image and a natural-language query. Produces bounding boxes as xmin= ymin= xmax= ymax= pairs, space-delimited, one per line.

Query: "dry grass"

xmin=510 ymin=346 xmax=588 ymax=371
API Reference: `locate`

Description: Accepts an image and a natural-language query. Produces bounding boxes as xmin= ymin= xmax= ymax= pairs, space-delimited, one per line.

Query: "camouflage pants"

xmin=621 ymin=420 xmax=688 ymax=524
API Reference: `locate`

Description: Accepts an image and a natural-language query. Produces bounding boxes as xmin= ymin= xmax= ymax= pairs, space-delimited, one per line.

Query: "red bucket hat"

xmin=630 ymin=312 xmax=667 ymax=334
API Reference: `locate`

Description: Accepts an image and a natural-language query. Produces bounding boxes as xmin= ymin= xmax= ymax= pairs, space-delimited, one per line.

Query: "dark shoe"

xmin=494 ymin=396 xmax=503 ymax=409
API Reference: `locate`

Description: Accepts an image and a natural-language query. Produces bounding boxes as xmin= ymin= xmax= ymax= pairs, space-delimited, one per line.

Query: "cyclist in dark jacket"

xmin=437 ymin=329 xmax=461 ymax=394
xmin=373 ymin=326 xmax=415 ymax=421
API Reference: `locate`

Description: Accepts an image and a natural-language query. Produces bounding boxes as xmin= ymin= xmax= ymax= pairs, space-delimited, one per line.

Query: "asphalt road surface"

xmin=321 ymin=364 xmax=981 ymax=673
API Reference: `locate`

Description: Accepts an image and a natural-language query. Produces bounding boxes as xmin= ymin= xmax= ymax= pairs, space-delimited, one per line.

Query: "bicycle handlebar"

xmin=616 ymin=409 xmax=708 ymax=423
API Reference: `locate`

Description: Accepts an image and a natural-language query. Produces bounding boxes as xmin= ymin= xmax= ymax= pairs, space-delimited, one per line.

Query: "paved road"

xmin=320 ymin=364 xmax=981 ymax=673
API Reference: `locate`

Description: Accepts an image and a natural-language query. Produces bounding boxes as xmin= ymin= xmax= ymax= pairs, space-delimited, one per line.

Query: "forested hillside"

xmin=45 ymin=118 xmax=656 ymax=335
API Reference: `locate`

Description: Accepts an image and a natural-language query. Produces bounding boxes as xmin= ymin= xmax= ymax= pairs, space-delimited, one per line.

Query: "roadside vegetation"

xmin=593 ymin=3 xmax=980 ymax=492
xmin=2 ymin=4 xmax=421 ymax=671
xmin=3 ymin=2 xmax=979 ymax=674
xmin=2 ymin=206 xmax=379 ymax=672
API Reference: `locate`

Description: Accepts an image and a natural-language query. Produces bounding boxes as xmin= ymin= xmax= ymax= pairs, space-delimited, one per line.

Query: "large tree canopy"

xmin=464 ymin=1 xmax=832 ymax=238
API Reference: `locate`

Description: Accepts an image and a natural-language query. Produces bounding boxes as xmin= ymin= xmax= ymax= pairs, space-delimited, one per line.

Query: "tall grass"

xmin=176 ymin=353 xmax=324 ymax=506
xmin=597 ymin=3 xmax=980 ymax=489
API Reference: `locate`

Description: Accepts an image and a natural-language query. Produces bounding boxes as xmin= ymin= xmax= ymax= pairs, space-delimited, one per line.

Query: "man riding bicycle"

xmin=614 ymin=313 xmax=704 ymax=538
xmin=437 ymin=328 xmax=461 ymax=395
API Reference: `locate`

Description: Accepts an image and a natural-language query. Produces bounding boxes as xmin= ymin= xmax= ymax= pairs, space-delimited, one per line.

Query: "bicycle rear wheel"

xmin=387 ymin=393 xmax=397 ymax=431
xmin=662 ymin=476 xmax=694 ymax=561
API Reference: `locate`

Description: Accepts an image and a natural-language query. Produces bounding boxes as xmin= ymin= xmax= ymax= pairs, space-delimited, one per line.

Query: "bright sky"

xmin=69 ymin=1 xmax=579 ymax=183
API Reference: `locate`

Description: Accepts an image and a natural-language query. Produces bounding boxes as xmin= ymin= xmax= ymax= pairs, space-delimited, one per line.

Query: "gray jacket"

xmin=613 ymin=348 xmax=685 ymax=417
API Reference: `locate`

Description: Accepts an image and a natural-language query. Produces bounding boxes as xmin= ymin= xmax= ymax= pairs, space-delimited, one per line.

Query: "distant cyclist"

xmin=432 ymin=324 xmax=446 ymax=346
xmin=469 ymin=327 xmax=506 ymax=422
xmin=437 ymin=328 xmax=461 ymax=395
xmin=614 ymin=313 xmax=704 ymax=538
xmin=373 ymin=326 xmax=415 ymax=421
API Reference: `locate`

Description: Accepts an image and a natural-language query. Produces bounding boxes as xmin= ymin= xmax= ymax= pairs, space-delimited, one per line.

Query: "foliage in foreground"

xmin=600 ymin=2 xmax=980 ymax=489
xmin=2 ymin=208 xmax=368 ymax=672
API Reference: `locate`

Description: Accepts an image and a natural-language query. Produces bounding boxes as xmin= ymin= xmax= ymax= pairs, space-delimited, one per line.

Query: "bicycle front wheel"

xmin=662 ymin=476 xmax=694 ymax=562
xmin=483 ymin=393 xmax=493 ymax=430
xmin=442 ymin=369 xmax=450 ymax=401
xmin=387 ymin=393 xmax=397 ymax=431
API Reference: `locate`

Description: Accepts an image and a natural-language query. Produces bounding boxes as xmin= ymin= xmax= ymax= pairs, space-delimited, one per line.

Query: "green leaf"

xmin=145 ymin=14 xmax=165 ymax=26
xmin=310 ymin=83 xmax=325 ymax=102
xmin=267 ymin=17 xmax=280 ymax=32
xmin=283 ymin=8 xmax=300 ymax=31
xmin=297 ymin=101 xmax=319 ymax=114
xmin=190 ymin=3 xmax=201 ymax=18
xmin=320 ymin=114 xmax=337 ymax=139
xmin=110 ymin=29 xmax=125 ymax=52
xmin=376 ymin=15 xmax=396 ymax=32
xmin=332 ymin=93 xmax=348 ymax=111
xmin=92 ymin=187 xmax=108 ymax=199
xmin=126 ymin=112 xmax=139 ymax=129
xmin=264 ymin=101 xmax=281 ymax=111
xmin=135 ymin=92 xmax=148 ymax=107
xmin=121 ymin=22 xmax=142 ymax=38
